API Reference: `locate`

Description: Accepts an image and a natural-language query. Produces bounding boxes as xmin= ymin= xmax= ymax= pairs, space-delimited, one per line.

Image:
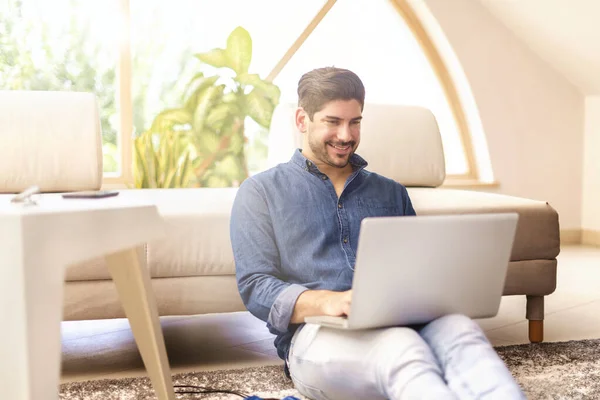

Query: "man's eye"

xmin=325 ymin=120 xmax=338 ymax=125
xmin=352 ymin=120 xmax=361 ymax=125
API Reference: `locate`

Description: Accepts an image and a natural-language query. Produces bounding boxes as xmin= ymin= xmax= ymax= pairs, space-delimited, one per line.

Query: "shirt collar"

xmin=290 ymin=148 xmax=368 ymax=174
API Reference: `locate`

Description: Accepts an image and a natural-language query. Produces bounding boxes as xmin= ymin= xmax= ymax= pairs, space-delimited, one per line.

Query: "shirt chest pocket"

xmin=356 ymin=197 xmax=401 ymax=218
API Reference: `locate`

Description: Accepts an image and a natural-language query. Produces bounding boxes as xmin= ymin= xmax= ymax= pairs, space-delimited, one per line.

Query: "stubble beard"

xmin=308 ymin=134 xmax=354 ymax=169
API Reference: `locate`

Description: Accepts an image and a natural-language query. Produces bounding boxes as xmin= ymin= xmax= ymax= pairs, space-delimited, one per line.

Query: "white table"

xmin=0 ymin=193 xmax=175 ymax=400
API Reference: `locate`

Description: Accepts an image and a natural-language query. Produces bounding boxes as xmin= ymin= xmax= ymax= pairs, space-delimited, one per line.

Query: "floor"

xmin=61 ymin=244 xmax=600 ymax=384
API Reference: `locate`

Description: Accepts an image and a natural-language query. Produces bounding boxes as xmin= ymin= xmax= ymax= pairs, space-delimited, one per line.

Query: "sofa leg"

xmin=529 ymin=320 xmax=543 ymax=343
xmin=526 ymin=295 xmax=545 ymax=343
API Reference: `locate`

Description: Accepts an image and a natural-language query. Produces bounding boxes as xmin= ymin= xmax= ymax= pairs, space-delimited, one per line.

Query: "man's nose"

xmin=337 ymin=124 xmax=352 ymax=142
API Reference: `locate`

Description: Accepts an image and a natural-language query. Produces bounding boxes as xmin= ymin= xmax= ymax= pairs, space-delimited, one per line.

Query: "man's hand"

xmin=321 ymin=290 xmax=352 ymax=317
xmin=290 ymin=289 xmax=352 ymax=324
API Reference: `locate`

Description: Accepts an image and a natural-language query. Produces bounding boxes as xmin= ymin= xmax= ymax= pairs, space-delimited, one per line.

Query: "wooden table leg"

xmin=106 ymin=248 xmax=175 ymax=400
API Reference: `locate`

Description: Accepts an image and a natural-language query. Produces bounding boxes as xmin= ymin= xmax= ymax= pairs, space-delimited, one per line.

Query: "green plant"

xmin=133 ymin=26 xmax=281 ymax=188
xmin=133 ymin=127 xmax=194 ymax=189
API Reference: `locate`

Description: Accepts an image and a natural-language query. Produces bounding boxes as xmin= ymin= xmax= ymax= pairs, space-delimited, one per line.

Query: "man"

xmin=230 ymin=67 xmax=524 ymax=399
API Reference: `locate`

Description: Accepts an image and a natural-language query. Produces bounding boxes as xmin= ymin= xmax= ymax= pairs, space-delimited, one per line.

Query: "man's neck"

xmin=318 ymin=162 xmax=353 ymax=183
xmin=302 ymin=151 xmax=354 ymax=185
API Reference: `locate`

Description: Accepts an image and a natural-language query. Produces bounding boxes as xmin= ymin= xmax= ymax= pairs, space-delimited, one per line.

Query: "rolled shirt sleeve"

xmin=267 ymin=283 xmax=309 ymax=332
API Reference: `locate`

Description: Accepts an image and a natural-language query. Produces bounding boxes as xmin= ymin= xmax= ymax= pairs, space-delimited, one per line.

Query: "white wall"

xmin=412 ymin=0 xmax=585 ymax=229
xmin=582 ymin=96 xmax=600 ymax=232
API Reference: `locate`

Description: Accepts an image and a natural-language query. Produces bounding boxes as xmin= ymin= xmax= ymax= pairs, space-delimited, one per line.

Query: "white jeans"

xmin=287 ymin=314 xmax=525 ymax=400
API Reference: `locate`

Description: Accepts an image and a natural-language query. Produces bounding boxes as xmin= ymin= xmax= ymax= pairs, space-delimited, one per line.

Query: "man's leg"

xmin=418 ymin=314 xmax=525 ymax=399
xmin=288 ymin=324 xmax=457 ymax=400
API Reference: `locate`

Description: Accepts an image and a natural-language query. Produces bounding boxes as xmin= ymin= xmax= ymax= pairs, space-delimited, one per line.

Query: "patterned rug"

xmin=59 ymin=339 xmax=600 ymax=399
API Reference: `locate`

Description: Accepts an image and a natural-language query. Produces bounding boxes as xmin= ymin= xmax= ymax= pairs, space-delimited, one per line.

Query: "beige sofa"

xmin=0 ymin=91 xmax=560 ymax=343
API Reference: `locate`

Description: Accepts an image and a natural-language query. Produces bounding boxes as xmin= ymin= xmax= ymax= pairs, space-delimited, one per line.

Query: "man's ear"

xmin=295 ymin=107 xmax=309 ymax=133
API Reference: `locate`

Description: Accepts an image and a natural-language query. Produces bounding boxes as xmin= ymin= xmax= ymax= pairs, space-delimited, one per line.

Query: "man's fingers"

xmin=343 ymin=301 xmax=351 ymax=316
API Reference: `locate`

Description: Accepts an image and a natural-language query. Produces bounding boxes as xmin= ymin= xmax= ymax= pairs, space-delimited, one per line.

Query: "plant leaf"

xmin=195 ymin=130 xmax=220 ymax=155
xmin=191 ymin=156 xmax=204 ymax=170
xmin=235 ymin=73 xmax=261 ymax=86
xmin=222 ymin=92 xmax=238 ymax=103
xmin=150 ymin=109 xmax=192 ymax=132
xmin=229 ymin=131 xmax=244 ymax=154
xmin=151 ymin=135 xmax=159 ymax=188
xmin=193 ymin=85 xmax=224 ymax=132
xmin=184 ymin=75 xmax=220 ymax=112
xmin=246 ymin=89 xmax=275 ymax=127
xmin=214 ymin=155 xmax=239 ymax=178
xmin=206 ymin=102 xmax=240 ymax=132
xmin=195 ymin=48 xmax=229 ymax=69
xmin=236 ymin=73 xmax=280 ymax=102
xmin=164 ymin=167 xmax=178 ymax=188
xmin=179 ymin=151 xmax=191 ymax=187
xmin=171 ymin=134 xmax=180 ymax=171
xmin=182 ymin=72 xmax=204 ymax=102
xmin=226 ymin=26 xmax=252 ymax=75
xmin=133 ymin=135 xmax=149 ymax=188
xmin=165 ymin=138 xmax=174 ymax=183
xmin=254 ymin=80 xmax=281 ymax=104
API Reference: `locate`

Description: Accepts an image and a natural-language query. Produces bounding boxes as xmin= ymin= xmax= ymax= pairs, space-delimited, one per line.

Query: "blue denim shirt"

xmin=230 ymin=149 xmax=416 ymax=360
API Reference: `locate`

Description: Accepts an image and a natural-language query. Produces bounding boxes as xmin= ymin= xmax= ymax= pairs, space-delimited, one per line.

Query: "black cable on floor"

xmin=174 ymin=384 xmax=298 ymax=399
xmin=174 ymin=384 xmax=248 ymax=398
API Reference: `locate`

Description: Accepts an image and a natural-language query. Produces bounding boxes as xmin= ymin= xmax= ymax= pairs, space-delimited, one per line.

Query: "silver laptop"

xmin=305 ymin=213 xmax=519 ymax=330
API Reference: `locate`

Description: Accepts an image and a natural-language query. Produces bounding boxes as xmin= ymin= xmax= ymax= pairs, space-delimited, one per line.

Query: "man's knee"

xmin=422 ymin=314 xmax=487 ymax=345
xmin=382 ymin=326 xmax=425 ymax=344
xmin=377 ymin=327 xmax=435 ymax=361
xmin=435 ymin=314 xmax=483 ymax=333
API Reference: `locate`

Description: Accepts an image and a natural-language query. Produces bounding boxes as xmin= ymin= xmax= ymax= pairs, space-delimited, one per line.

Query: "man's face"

xmin=297 ymin=99 xmax=362 ymax=169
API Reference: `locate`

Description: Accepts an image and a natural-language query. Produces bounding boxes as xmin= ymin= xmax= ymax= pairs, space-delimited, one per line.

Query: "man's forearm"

xmin=290 ymin=289 xmax=351 ymax=324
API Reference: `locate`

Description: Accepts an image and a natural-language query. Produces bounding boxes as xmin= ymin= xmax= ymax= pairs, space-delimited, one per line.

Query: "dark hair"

xmin=297 ymin=67 xmax=365 ymax=120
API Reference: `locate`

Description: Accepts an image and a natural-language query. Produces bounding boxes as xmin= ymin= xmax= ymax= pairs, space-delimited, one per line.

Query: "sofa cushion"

xmin=65 ymin=246 xmax=147 ymax=282
xmin=65 ymin=186 xmax=560 ymax=282
xmin=63 ymin=275 xmax=246 ymax=320
xmin=65 ymin=188 xmax=238 ymax=281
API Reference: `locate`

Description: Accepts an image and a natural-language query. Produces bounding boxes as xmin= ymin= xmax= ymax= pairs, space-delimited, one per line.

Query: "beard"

xmin=307 ymin=133 xmax=355 ymax=169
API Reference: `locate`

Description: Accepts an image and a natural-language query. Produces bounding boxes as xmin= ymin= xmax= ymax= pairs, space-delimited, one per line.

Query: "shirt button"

xmin=338 ymin=203 xmax=343 ymax=209
xmin=343 ymin=237 xmax=348 ymax=243
xmin=321 ymin=175 xmax=328 ymax=180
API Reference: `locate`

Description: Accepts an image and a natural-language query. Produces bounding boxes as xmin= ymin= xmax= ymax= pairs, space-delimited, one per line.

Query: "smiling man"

xmin=230 ymin=67 xmax=524 ymax=399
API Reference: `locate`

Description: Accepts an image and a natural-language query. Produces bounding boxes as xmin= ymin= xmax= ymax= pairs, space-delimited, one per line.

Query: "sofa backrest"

xmin=267 ymin=102 xmax=446 ymax=187
xmin=0 ymin=90 xmax=103 ymax=193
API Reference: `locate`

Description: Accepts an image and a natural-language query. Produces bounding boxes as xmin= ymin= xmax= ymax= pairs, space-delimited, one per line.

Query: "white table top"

xmin=0 ymin=192 xmax=156 ymax=216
